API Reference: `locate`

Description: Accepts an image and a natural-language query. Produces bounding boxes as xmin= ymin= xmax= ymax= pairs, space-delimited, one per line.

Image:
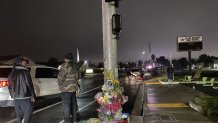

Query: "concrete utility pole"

xmin=102 ymin=0 xmax=118 ymax=83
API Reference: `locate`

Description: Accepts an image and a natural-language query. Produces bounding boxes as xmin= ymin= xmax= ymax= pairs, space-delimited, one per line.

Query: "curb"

xmin=131 ymin=83 xmax=144 ymax=116
xmin=159 ymin=80 xmax=180 ymax=84
xmin=189 ymin=100 xmax=205 ymax=114
xmin=143 ymin=83 xmax=149 ymax=117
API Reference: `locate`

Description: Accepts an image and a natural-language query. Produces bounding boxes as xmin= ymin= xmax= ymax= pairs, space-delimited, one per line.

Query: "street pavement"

xmin=142 ymin=78 xmax=213 ymax=123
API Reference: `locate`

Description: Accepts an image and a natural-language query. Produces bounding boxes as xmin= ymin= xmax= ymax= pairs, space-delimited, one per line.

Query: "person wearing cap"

xmin=8 ymin=57 xmax=36 ymax=123
xmin=58 ymin=53 xmax=80 ymax=123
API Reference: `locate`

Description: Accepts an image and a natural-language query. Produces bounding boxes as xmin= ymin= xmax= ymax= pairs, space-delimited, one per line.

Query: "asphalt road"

xmin=0 ymin=73 xmax=141 ymax=123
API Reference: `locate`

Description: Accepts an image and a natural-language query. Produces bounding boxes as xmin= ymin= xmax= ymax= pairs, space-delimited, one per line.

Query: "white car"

xmin=0 ymin=64 xmax=60 ymax=107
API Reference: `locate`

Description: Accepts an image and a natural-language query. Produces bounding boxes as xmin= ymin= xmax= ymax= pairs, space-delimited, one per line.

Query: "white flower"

xmin=106 ymin=111 xmax=111 ymax=115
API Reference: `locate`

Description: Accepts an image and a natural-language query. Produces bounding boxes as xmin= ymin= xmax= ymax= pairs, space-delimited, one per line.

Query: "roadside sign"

xmin=177 ymin=35 xmax=203 ymax=51
xmin=177 ymin=36 xmax=191 ymax=43
xmin=177 ymin=35 xmax=202 ymax=43
xmin=191 ymin=36 xmax=202 ymax=42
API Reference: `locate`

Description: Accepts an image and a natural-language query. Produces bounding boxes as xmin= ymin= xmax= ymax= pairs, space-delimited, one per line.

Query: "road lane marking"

xmin=147 ymin=103 xmax=188 ymax=108
xmin=145 ymin=81 xmax=160 ymax=84
xmin=120 ymin=81 xmax=125 ymax=85
xmin=59 ymin=100 xmax=96 ymax=123
xmin=6 ymin=99 xmax=97 ymax=123
xmin=6 ymin=102 xmax=62 ymax=123
xmin=78 ymin=100 xmax=96 ymax=112
xmin=80 ymin=86 xmax=102 ymax=95
xmin=33 ymin=102 xmax=62 ymax=114
xmin=79 ymin=81 xmax=125 ymax=95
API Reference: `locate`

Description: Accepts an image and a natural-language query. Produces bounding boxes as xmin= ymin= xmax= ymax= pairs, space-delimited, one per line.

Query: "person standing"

xmin=58 ymin=53 xmax=80 ymax=123
xmin=167 ymin=64 xmax=174 ymax=86
xmin=8 ymin=57 xmax=36 ymax=123
xmin=79 ymin=64 xmax=86 ymax=78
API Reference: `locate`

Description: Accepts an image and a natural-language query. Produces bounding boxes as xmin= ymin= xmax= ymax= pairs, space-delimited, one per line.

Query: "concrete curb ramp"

xmin=189 ymin=100 xmax=205 ymax=114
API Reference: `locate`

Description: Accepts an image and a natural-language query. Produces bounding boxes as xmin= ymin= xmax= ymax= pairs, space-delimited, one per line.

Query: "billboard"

xmin=177 ymin=36 xmax=203 ymax=51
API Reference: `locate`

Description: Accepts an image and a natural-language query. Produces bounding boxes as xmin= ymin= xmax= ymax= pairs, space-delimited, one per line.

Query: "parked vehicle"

xmin=130 ymin=68 xmax=143 ymax=76
xmin=0 ymin=64 xmax=60 ymax=107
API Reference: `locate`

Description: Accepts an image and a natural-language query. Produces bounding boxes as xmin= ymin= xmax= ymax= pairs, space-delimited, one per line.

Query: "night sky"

xmin=1 ymin=0 xmax=218 ymax=63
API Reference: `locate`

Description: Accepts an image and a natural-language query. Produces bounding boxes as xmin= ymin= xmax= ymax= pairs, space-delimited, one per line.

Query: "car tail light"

xmin=0 ymin=80 xmax=9 ymax=87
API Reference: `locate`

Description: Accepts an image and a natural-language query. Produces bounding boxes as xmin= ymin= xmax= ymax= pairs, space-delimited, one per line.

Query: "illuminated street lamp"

xmin=142 ymin=51 xmax=145 ymax=55
xmin=84 ymin=60 xmax=87 ymax=64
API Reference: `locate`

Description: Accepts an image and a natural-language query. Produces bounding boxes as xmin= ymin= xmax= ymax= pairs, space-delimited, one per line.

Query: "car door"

xmin=49 ymin=68 xmax=60 ymax=94
xmin=35 ymin=67 xmax=59 ymax=96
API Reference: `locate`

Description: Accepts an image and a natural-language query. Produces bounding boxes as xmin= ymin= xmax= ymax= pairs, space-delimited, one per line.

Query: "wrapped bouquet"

xmin=95 ymin=80 xmax=128 ymax=122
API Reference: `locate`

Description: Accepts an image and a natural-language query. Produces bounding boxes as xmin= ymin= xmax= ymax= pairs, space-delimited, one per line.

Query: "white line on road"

xmin=120 ymin=81 xmax=125 ymax=85
xmin=79 ymin=86 xmax=102 ymax=95
xmin=78 ymin=100 xmax=96 ymax=112
xmin=6 ymin=102 xmax=62 ymax=123
xmin=80 ymin=80 xmax=125 ymax=95
xmin=33 ymin=102 xmax=62 ymax=114
xmin=59 ymin=100 xmax=96 ymax=123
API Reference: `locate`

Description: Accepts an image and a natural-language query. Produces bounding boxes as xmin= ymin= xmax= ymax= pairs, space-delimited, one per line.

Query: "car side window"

xmin=0 ymin=68 xmax=12 ymax=77
xmin=35 ymin=68 xmax=59 ymax=78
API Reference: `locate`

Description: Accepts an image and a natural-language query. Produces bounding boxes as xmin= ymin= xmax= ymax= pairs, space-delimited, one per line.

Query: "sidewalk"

xmin=143 ymin=78 xmax=213 ymax=123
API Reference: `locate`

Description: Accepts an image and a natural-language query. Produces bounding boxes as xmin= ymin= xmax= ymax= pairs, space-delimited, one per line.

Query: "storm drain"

xmin=159 ymin=114 xmax=176 ymax=122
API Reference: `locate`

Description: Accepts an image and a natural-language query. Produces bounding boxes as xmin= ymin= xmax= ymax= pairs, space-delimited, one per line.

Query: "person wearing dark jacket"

xmin=167 ymin=64 xmax=174 ymax=86
xmin=8 ymin=57 xmax=36 ymax=123
xmin=58 ymin=53 xmax=80 ymax=123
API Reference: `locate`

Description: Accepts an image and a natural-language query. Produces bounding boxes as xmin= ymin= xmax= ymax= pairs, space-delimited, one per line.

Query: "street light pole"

xmin=102 ymin=1 xmax=118 ymax=84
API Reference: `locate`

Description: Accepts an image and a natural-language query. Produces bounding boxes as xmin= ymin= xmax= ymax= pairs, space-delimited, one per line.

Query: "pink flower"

xmin=105 ymin=104 xmax=111 ymax=111
xmin=112 ymin=103 xmax=120 ymax=111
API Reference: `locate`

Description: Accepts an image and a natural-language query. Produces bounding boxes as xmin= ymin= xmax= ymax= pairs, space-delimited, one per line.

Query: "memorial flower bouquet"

xmin=95 ymin=80 xmax=128 ymax=122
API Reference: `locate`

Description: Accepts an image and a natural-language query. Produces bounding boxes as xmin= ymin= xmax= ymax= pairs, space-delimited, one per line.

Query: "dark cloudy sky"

xmin=1 ymin=0 xmax=218 ymax=63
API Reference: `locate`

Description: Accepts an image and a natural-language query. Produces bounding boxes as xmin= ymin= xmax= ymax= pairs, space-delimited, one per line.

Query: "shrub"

xmin=194 ymin=97 xmax=218 ymax=117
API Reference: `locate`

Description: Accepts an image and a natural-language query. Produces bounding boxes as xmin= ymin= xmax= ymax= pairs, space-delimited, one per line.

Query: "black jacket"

xmin=8 ymin=65 xmax=36 ymax=99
